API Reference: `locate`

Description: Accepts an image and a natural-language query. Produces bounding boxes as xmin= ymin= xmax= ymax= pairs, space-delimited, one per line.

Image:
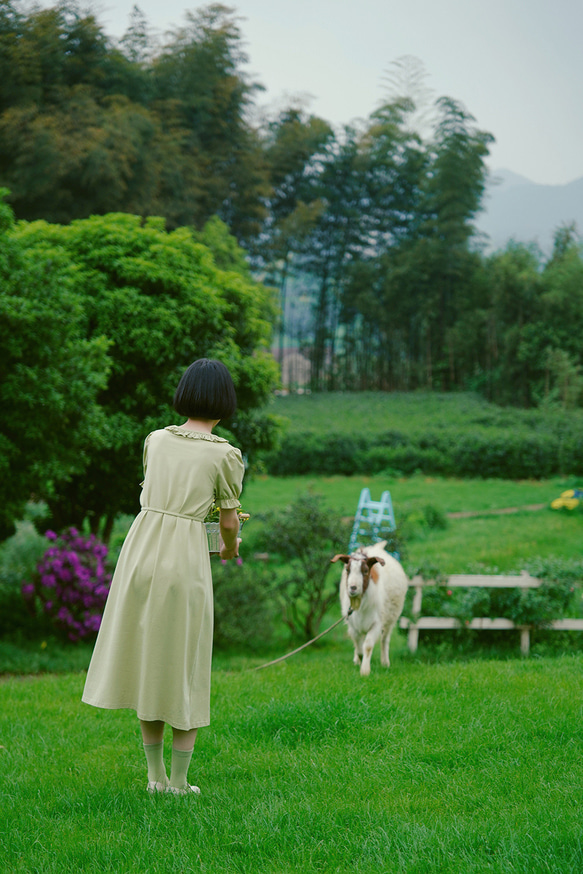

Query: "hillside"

xmin=475 ymin=169 xmax=583 ymax=254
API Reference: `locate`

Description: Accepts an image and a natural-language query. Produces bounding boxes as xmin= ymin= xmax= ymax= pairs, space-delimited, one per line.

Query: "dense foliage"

xmin=0 ymin=190 xmax=110 ymax=534
xmin=405 ymin=556 xmax=583 ymax=631
xmin=1 ymin=3 xmax=582 ymax=411
xmin=259 ymin=493 xmax=352 ymax=640
xmin=1 ymin=197 xmax=279 ymax=536
xmin=2 ymin=1 xmax=583 ymax=551
xmin=266 ymin=392 xmax=583 ymax=477
xmin=212 ymin=558 xmax=276 ymax=650
xmin=0 ymin=1 xmax=267 ymax=238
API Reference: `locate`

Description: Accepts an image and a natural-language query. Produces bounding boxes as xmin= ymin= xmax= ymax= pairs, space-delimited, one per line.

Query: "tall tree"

xmin=299 ymin=126 xmax=370 ymax=390
xmin=0 ymin=191 xmax=110 ymax=537
xmin=376 ymin=97 xmax=493 ymax=390
xmin=150 ymin=4 xmax=269 ymax=239
xmin=0 ymin=3 xmax=269 ymax=240
xmin=484 ymin=242 xmax=543 ymax=406
xmin=259 ymin=106 xmax=333 ymax=364
xmin=8 ymin=211 xmax=278 ymax=536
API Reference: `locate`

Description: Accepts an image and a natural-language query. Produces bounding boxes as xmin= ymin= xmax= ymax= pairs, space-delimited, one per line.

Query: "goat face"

xmin=331 ymin=552 xmax=386 ymax=598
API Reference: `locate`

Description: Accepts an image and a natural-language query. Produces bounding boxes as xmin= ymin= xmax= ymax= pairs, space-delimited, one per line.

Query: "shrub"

xmin=265 ymin=433 xmax=368 ymax=476
xmin=399 ymin=503 xmax=448 ymax=543
xmin=0 ymin=503 xmax=48 ymax=602
xmin=212 ymin=558 xmax=276 ymax=650
xmin=263 ymin=396 xmax=583 ymax=479
xmin=22 ymin=528 xmax=111 ymax=642
xmin=0 ymin=502 xmax=50 ymax=636
xmin=260 ymin=493 xmax=352 ymax=640
xmin=405 ymin=556 xmax=582 ymax=628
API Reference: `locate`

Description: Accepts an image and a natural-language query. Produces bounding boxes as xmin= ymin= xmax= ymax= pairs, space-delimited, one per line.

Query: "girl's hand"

xmin=219 ymin=537 xmax=241 ymax=560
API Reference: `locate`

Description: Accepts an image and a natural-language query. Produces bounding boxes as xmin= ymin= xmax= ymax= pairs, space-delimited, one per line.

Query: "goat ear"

xmin=331 ymin=554 xmax=351 ymax=565
xmin=366 ymin=556 xmax=385 ymax=568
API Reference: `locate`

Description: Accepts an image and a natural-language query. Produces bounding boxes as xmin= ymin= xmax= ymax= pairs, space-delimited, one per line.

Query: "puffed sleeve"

xmin=214 ymin=447 xmax=245 ymax=509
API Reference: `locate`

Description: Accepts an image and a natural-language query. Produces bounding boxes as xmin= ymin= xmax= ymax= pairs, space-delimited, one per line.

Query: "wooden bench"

xmin=399 ymin=572 xmax=583 ymax=656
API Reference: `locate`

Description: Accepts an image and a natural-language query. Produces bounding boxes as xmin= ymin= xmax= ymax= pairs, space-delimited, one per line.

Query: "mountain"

xmin=474 ymin=169 xmax=583 ymax=256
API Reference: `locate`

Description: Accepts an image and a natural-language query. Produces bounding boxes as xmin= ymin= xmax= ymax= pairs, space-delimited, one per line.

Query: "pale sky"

xmin=49 ymin=0 xmax=583 ymax=186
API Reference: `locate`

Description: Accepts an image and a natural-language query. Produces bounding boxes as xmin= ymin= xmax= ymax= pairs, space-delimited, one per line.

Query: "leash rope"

xmin=250 ymin=608 xmax=353 ymax=671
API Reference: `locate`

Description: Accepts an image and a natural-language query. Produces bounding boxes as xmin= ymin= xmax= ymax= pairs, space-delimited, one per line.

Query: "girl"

xmin=82 ymin=358 xmax=244 ymax=795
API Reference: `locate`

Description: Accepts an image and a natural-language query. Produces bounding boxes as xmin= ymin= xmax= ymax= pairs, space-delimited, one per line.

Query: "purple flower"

xmin=33 ymin=527 xmax=111 ymax=642
xmin=85 ymin=615 xmax=101 ymax=632
xmin=67 ymin=551 xmax=81 ymax=570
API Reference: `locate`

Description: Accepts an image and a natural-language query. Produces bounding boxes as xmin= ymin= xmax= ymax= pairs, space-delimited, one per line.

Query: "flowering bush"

xmin=22 ymin=528 xmax=111 ymax=642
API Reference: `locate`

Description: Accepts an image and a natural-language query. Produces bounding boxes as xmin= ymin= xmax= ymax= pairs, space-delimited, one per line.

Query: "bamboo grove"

xmin=2 ymin=1 xmax=583 ymax=408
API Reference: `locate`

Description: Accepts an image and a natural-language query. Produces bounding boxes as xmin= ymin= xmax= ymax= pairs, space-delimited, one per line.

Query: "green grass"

xmin=1 ymin=648 xmax=582 ymax=873
xmin=242 ymin=472 xmax=575 ymax=517
xmin=0 ymin=634 xmax=94 ymax=676
xmin=271 ymin=390 xmax=583 ymax=436
xmin=407 ymin=508 xmax=583 ymax=573
xmin=241 ymin=473 xmax=583 ymax=573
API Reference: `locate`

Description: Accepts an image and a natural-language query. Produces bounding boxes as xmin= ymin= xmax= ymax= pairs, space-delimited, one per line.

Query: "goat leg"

xmin=360 ymin=632 xmax=379 ymax=677
xmin=380 ymin=622 xmax=395 ymax=667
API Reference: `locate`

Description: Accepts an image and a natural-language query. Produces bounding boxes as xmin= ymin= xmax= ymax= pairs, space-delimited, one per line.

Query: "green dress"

xmin=82 ymin=426 xmax=244 ymax=730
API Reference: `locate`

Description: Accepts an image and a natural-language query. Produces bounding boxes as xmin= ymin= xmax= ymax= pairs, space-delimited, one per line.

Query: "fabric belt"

xmin=141 ymin=506 xmax=204 ymax=522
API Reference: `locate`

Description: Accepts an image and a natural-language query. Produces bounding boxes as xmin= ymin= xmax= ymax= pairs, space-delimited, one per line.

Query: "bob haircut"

xmin=173 ymin=358 xmax=237 ymax=420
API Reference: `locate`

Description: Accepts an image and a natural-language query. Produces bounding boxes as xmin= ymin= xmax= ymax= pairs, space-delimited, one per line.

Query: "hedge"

xmin=264 ymin=425 xmax=583 ymax=478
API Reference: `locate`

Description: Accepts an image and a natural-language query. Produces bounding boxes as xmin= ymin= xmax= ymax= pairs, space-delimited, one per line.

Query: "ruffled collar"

xmin=165 ymin=425 xmax=228 ymax=443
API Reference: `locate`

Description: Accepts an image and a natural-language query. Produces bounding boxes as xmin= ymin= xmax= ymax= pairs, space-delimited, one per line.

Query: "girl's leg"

xmin=140 ymin=720 xmax=165 ymax=745
xmin=169 ymin=727 xmax=198 ymax=792
xmin=140 ymin=720 xmax=167 ymax=788
xmin=172 ymin=727 xmax=198 ymax=751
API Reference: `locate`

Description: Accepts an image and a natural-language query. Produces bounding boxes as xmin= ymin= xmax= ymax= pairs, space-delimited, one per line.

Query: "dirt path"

xmin=447 ymin=503 xmax=547 ymax=519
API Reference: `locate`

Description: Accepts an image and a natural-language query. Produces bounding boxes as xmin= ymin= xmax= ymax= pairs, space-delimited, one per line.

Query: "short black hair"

xmin=173 ymin=358 xmax=237 ymax=420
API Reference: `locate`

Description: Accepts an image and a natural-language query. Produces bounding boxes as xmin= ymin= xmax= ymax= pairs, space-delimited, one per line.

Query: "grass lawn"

xmin=240 ymin=473 xmax=583 ymax=574
xmin=241 ymin=472 xmax=575 ymax=518
xmin=270 ymin=390 xmax=583 ymax=437
xmin=407 ymin=509 xmax=583 ymax=573
xmin=1 ymin=647 xmax=582 ymax=873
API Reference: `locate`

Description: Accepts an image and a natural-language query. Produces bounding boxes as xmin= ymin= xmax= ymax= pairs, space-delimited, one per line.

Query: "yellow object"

xmin=551 ymin=491 xmax=580 ymax=510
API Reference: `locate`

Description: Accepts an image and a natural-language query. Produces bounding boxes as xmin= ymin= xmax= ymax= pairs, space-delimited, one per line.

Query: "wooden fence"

xmin=399 ymin=572 xmax=583 ymax=656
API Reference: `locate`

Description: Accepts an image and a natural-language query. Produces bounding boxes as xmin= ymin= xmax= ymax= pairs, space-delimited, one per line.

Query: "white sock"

xmin=143 ymin=741 xmax=167 ymax=784
xmin=169 ymin=747 xmax=194 ymax=790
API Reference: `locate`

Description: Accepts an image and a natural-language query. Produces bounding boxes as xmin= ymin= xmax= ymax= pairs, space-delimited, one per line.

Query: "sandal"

xmin=167 ymin=783 xmax=201 ymax=796
xmin=147 ymin=778 xmax=170 ymax=794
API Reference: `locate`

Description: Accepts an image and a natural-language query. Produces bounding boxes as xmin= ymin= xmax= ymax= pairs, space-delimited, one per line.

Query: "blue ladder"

xmin=348 ymin=488 xmax=397 ymax=553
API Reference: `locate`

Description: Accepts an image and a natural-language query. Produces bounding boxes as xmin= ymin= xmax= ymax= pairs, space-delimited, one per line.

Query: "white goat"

xmin=331 ymin=541 xmax=408 ymax=676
